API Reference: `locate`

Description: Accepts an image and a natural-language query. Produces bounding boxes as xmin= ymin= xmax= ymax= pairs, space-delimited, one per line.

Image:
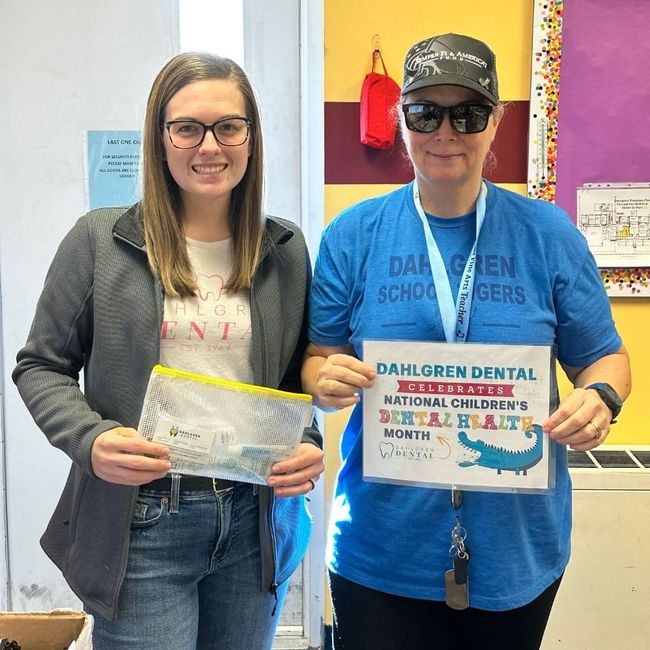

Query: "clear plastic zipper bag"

xmin=138 ymin=365 xmax=314 ymax=485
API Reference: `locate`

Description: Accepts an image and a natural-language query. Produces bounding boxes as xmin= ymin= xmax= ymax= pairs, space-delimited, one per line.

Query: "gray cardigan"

xmin=13 ymin=205 xmax=321 ymax=620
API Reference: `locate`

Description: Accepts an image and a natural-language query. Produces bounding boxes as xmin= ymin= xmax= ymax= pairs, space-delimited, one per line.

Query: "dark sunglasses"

xmin=402 ymin=102 xmax=493 ymax=134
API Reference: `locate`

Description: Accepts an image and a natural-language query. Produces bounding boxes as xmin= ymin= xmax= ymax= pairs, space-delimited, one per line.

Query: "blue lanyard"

xmin=412 ymin=181 xmax=487 ymax=343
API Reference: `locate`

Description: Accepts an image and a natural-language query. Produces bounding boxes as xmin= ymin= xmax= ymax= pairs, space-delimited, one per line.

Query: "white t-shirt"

xmin=159 ymin=237 xmax=254 ymax=383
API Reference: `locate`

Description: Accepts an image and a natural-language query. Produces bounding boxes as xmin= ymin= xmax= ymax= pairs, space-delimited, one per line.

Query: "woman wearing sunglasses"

xmin=13 ymin=53 xmax=324 ymax=649
xmin=303 ymin=33 xmax=629 ymax=649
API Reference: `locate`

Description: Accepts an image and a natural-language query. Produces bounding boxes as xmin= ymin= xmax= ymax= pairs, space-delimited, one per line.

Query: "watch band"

xmin=585 ymin=382 xmax=622 ymax=422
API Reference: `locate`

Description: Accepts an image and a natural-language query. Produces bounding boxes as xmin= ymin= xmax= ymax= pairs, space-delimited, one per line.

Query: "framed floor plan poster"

xmin=362 ymin=340 xmax=553 ymax=493
xmin=578 ymin=183 xmax=650 ymax=269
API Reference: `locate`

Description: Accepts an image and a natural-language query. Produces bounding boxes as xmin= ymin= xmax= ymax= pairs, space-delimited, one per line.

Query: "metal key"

xmin=453 ymin=550 xmax=469 ymax=585
xmin=445 ymin=568 xmax=469 ymax=610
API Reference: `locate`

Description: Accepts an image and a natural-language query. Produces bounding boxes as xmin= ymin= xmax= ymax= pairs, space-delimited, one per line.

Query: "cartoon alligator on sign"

xmin=457 ymin=424 xmax=543 ymax=475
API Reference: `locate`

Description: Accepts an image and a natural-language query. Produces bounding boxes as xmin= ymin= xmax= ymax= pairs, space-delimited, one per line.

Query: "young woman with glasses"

xmin=303 ymin=33 xmax=630 ymax=649
xmin=14 ymin=52 xmax=324 ymax=649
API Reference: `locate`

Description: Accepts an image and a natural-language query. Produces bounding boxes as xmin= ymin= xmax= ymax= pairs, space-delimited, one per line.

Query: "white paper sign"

xmin=363 ymin=341 xmax=552 ymax=492
xmin=577 ymin=183 xmax=650 ymax=267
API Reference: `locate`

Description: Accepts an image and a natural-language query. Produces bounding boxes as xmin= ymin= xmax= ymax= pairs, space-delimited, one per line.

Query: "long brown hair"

xmin=141 ymin=52 xmax=264 ymax=297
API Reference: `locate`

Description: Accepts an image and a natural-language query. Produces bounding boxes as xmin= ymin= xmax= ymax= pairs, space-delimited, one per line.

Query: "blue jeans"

xmin=88 ymin=482 xmax=288 ymax=649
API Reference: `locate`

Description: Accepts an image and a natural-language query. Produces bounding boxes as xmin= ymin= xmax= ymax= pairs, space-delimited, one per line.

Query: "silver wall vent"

xmin=567 ymin=445 xmax=650 ymax=491
xmin=568 ymin=448 xmax=650 ymax=469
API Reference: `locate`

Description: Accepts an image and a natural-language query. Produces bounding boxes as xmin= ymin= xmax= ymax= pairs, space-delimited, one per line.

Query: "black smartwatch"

xmin=585 ymin=382 xmax=622 ymax=423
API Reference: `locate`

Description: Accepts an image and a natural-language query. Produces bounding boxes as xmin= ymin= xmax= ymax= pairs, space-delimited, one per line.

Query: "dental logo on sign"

xmin=379 ymin=442 xmax=395 ymax=459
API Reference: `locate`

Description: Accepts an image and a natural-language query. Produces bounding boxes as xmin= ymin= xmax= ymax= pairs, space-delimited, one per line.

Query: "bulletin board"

xmin=527 ymin=0 xmax=650 ymax=296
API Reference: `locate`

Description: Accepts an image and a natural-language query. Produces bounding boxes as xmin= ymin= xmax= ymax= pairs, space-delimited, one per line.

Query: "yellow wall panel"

xmin=324 ymin=184 xmax=402 ymax=222
xmin=325 ymin=183 xmax=528 ymax=222
xmin=325 ymin=0 xmax=534 ymax=102
xmin=588 ymin=300 xmax=649 ymax=444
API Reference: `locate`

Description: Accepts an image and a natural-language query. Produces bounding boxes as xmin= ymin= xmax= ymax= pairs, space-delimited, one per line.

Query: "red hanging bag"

xmin=360 ymin=49 xmax=401 ymax=149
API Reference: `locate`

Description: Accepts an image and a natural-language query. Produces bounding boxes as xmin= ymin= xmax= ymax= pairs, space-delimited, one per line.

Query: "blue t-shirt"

xmin=308 ymin=182 xmax=621 ymax=610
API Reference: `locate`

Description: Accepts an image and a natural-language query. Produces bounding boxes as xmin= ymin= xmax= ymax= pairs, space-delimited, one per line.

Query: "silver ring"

xmin=308 ymin=478 xmax=316 ymax=491
xmin=588 ymin=421 xmax=602 ymax=440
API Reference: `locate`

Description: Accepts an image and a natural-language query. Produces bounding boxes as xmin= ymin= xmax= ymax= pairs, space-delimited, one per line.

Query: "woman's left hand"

xmin=542 ymin=387 xmax=612 ymax=451
xmin=267 ymin=443 xmax=325 ymax=497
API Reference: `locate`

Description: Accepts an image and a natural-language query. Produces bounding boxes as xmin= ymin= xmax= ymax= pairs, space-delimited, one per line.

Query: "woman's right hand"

xmin=303 ymin=344 xmax=376 ymax=411
xmin=91 ymin=427 xmax=172 ymax=485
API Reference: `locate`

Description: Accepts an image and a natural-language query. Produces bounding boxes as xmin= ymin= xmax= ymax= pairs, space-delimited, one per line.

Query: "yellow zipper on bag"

xmin=152 ymin=364 xmax=313 ymax=403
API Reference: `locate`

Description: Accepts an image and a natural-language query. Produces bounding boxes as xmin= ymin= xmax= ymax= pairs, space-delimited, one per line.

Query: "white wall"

xmin=0 ymin=0 xmax=178 ymax=610
xmin=244 ymin=0 xmax=302 ymax=223
xmin=0 ymin=1 xmax=324 ymax=626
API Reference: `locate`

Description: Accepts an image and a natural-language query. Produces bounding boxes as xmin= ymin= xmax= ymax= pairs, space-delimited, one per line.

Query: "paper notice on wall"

xmin=84 ymin=130 xmax=141 ymax=210
xmin=577 ymin=184 xmax=650 ymax=267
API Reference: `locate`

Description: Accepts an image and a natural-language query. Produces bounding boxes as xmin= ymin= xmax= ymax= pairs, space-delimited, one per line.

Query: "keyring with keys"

xmin=445 ymin=487 xmax=470 ymax=610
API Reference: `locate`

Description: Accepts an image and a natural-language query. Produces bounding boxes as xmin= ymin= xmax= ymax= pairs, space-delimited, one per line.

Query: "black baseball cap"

xmin=401 ymin=33 xmax=499 ymax=105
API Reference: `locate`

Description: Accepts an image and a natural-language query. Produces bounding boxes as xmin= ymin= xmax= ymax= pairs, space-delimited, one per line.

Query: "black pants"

xmin=329 ymin=571 xmax=562 ymax=650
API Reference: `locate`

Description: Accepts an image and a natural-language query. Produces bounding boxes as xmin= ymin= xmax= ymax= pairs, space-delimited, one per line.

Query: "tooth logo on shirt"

xmin=196 ymin=273 xmax=226 ymax=301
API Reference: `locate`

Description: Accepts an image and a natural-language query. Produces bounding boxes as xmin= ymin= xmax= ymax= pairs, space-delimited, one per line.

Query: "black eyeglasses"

xmin=402 ymin=103 xmax=493 ymax=134
xmin=164 ymin=117 xmax=251 ymax=149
